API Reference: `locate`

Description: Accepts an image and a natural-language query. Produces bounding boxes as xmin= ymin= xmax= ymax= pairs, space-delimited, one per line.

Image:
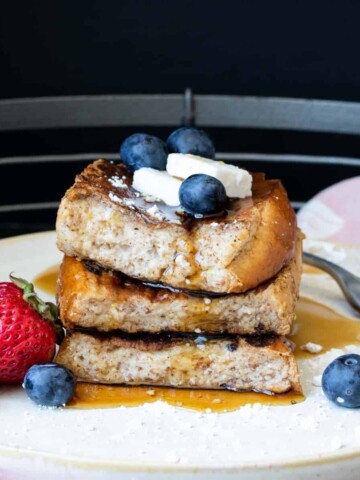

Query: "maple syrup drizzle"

xmin=292 ymin=297 xmax=360 ymax=359
xmin=34 ymin=265 xmax=360 ymax=412
xmin=302 ymin=264 xmax=323 ymax=275
xmin=68 ymin=384 xmax=304 ymax=412
xmin=33 ymin=265 xmax=59 ymax=296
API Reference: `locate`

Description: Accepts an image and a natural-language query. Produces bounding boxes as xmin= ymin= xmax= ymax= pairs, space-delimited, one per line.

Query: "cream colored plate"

xmin=1 ymin=232 xmax=360 ymax=480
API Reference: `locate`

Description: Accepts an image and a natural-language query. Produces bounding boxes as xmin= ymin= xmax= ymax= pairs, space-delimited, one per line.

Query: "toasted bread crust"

xmin=56 ymin=331 xmax=301 ymax=393
xmin=57 ymin=235 xmax=302 ymax=335
xmin=56 ymin=160 xmax=297 ymax=293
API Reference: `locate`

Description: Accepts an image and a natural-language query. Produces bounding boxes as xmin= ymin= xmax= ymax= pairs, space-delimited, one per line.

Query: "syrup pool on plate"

xmin=33 ymin=265 xmax=360 ymax=412
xmin=68 ymin=383 xmax=304 ymax=412
xmin=34 ymin=265 xmax=58 ymax=296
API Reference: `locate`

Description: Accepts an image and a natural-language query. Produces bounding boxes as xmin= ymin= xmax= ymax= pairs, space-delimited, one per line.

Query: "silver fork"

xmin=303 ymin=252 xmax=360 ymax=312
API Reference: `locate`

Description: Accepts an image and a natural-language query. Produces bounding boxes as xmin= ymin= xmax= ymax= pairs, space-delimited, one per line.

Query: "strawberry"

xmin=0 ymin=275 xmax=63 ymax=383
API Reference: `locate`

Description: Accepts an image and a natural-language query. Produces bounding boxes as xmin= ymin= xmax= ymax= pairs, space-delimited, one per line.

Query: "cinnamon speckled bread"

xmin=56 ymin=331 xmax=301 ymax=393
xmin=56 ymin=160 xmax=297 ymax=294
xmin=57 ymin=235 xmax=302 ymax=335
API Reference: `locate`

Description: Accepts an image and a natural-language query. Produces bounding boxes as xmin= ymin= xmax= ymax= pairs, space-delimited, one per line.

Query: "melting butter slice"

xmin=167 ymin=153 xmax=252 ymax=198
xmin=133 ymin=168 xmax=181 ymax=206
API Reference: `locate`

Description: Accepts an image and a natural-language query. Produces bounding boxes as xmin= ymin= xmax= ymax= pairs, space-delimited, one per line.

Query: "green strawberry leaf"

xmin=9 ymin=274 xmax=64 ymax=345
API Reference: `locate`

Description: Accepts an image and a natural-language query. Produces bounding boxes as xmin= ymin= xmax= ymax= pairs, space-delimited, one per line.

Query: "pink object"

xmin=297 ymin=176 xmax=360 ymax=246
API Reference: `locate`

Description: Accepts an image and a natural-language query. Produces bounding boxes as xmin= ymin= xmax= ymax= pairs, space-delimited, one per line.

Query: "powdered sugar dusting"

xmin=109 ymin=176 xmax=127 ymax=189
xmin=108 ymin=192 xmax=135 ymax=209
xmin=3 ymin=234 xmax=360 ymax=475
xmin=108 ymin=192 xmax=122 ymax=204
xmin=300 ymin=342 xmax=324 ymax=354
xmin=147 ymin=204 xmax=166 ymax=220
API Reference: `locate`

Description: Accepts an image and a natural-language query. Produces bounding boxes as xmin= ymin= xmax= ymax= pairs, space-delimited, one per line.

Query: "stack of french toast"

xmin=56 ymin=129 xmax=302 ymax=394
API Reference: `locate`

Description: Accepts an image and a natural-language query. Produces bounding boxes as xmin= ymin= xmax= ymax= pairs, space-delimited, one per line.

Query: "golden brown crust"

xmin=56 ymin=159 xmax=297 ymax=293
xmin=56 ymin=331 xmax=301 ymax=393
xmin=57 ymin=235 xmax=302 ymax=335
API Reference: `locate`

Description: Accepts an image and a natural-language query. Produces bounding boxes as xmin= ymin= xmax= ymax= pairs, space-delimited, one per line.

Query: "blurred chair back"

xmin=1 ymin=91 xmax=360 ymax=238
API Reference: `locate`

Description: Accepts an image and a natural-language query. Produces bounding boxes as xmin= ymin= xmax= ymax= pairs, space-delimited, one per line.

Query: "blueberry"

xmin=23 ymin=363 xmax=76 ymax=407
xmin=167 ymin=128 xmax=215 ymax=159
xmin=120 ymin=133 xmax=168 ymax=171
xmin=322 ymin=354 xmax=360 ymax=408
xmin=179 ymin=174 xmax=227 ymax=216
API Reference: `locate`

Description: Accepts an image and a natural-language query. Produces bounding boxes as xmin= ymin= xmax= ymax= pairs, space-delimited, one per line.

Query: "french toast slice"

xmin=56 ymin=331 xmax=301 ymax=393
xmin=56 ymin=160 xmax=297 ymax=294
xmin=57 ymin=234 xmax=302 ymax=335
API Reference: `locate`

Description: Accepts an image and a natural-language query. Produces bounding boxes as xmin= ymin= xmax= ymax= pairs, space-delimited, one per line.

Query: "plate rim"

xmin=1 ymin=231 xmax=360 ymax=473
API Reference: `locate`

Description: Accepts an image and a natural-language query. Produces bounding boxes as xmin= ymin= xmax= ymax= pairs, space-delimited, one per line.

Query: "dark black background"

xmin=2 ymin=0 xmax=360 ymax=157
xmin=1 ymin=1 xmax=360 ymax=237
xmin=1 ymin=0 xmax=360 ymax=100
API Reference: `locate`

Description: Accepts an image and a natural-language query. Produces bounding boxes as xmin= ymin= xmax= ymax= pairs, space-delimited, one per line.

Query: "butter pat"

xmin=167 ymin=153 xmax=252 ymax=198
xmin=133 ymin=168 xmax=181 ymax=206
